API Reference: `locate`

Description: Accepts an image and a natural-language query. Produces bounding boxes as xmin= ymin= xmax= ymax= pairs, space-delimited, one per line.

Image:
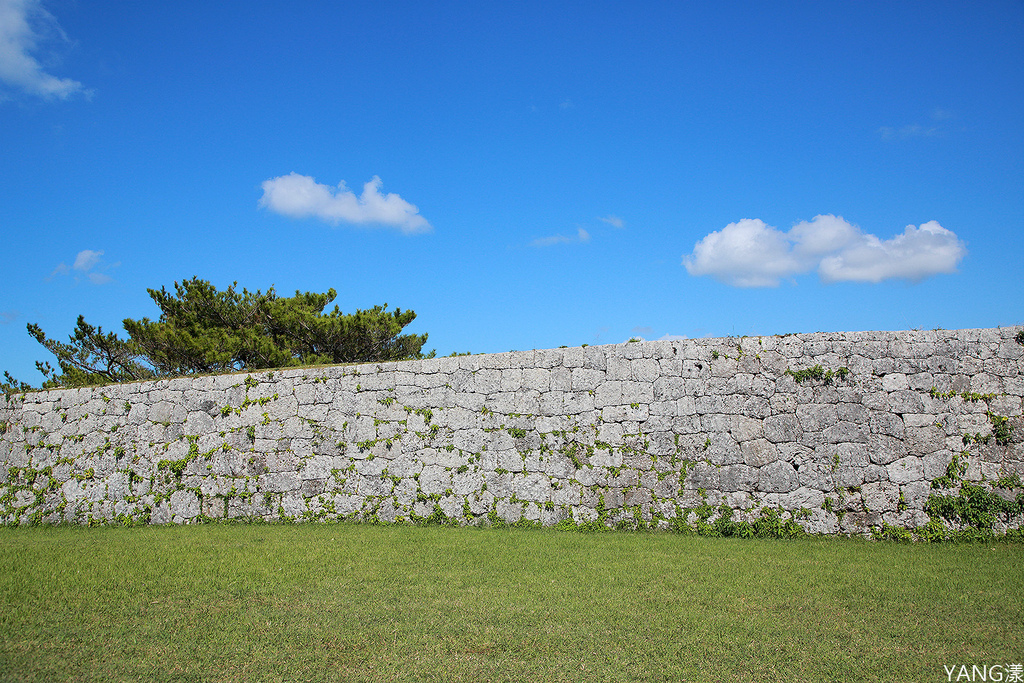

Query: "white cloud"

xmin=818 ymin=221 xmax=966 ymax=283
xmin=87 ymin=272 xmax=112 ymax=285
xmin=530 ymin=227 xmax=590 ymax=247
xmin=683 ymin=218 xmax=803 ymax=287
xmin=259 ymin=173 xmax=432 ymax=234
xmin=0 ymin=310 xmax=19 ymax=325
xmin=598 ymin=215 xmax=624 ymax=228
xmin=0 ymin=0 xmax=89 ymax=99
xmin=683 ymin=215 xmax=966 ymax=287
xmin=879 ymin=108 xmax=955 ymax=140
xmin=73 ymin=248 xmax=102 ymax=271
xmin=49 ymin=249 xmax=116 ymax=284
xmin=878 ymin=124 xmax=942 ymax=140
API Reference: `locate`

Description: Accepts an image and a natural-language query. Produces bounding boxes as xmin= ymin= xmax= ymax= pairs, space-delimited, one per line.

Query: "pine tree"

xmin=17 ymin=278 xmax=432 ymax=388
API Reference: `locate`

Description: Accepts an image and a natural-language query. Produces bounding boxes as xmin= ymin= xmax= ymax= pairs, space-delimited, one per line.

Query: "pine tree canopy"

xmin=19 ymin=278 xmax=433 ymax=389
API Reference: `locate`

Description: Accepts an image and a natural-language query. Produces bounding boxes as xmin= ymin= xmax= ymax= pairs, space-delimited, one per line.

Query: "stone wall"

xmin=2 ymin=327 xmax=1023 ymax=535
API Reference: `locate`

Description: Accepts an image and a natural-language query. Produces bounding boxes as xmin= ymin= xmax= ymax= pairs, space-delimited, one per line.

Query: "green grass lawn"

xmin=0 ymin=524 xmax=1019 ymax=682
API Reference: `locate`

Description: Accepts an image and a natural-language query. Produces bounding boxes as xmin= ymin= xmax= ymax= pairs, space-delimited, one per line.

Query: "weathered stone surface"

xmin=758 ymin=461 xmax=799 ymax=493
xmin=887 ymin=457 xmax=924 ymax=485
xmin=1 ymin=327 xmax=1021 ymax=536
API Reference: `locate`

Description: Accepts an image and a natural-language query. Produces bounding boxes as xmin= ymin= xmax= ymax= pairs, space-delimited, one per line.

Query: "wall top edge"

xmin=4 ymin=325 xmax=1022 ymax=402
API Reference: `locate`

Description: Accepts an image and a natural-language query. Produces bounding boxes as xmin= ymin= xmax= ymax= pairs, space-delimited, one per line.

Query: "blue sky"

xmin=2 ymin=0 xmax=1022 ymax=385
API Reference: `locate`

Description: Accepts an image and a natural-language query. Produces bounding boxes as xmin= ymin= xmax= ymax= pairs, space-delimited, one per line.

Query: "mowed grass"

xmin=0 ymin=525 xmax=1020 ymax=683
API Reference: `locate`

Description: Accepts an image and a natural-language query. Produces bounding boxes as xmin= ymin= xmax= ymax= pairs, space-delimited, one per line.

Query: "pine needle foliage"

xmin=19 ymin=277 xmax=432 ymax=389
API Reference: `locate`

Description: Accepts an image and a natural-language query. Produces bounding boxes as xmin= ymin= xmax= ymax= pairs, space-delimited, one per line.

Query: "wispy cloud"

xmin=598 ymin=215 xmax=624 ymax=228
xmin=878 ymin=124 xmax=942 ymax=140
xmin=49 ymin=249 xmax=117 ymax=284
xmin=879 ymin=108 xmax=955 ymax=140
xmin=683 ymin=215 xmax=966 ymax=287
xmin=530 ymin=227 xmax=590 ymax=247
xmin=0 ymin=310 xmax=20 ymax=325
xmin=259 ymin=173 xmax=432 ymax=234
xmin=73 ymin=249 xmax=102 ymax=272
xmin=0 ymin=0 xmax=90 ymax=100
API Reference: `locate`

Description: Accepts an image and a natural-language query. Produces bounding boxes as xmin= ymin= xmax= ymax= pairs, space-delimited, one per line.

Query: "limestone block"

xmin=868 ymin=433 xmax=906 ymax=465
xmin=834 ymin=463 xmax=865 ymax=487
xmin=907 ymin=372 xmax=936 ymax=392
xmin=894 ymin=480 xmax=928 ymax=509
xmin=796 ymin=404 xmax=838 ymax=432
xmin=741 ymin=439 xmax=778 ymax=467
xmin=881 ymin=373 xmax=909 ymax=391
xmin=562 ymin=392 xmax=595 ymax=415
xmin=757 ymin=460 xmax=799 ymax=493
xmin=496 ymin=448 xmax=525 ymax=473
xmin=920 ymin=450 xmax=951 ymax=481
xmin=886 ymin=456 xmax=924 ymax=484
xmin=414 ymin=465 xmax=449 ymax=495
xmin=452 ymin=471 xmax=482 ymax=496
xmin=860 ymin=481 xmax=900 ymax=513
xmin=260 ymin=471 xmax=300 ymax=493
xmin=620 ymin=381 xmax=654 ymax=405
xmin=151 ymin=502 xmax=171 ymax=524
xmin=796 ymin=460 xmax=832 ymax=491
xmin=738 ymin=396 xmax=772 ymax=419
xmin=507 ymin=391 xmax=538 ymax=415
xmin=706 ymin=436 xmax=744 ymax=466
xmin=573 ymin=348 xmax=603 ymax=372
xmin=300 ymin=479 xmax=325 ymax=497
xmin=833 ymin=442 xmax=868 ymax=469
xmin=779 ymin=487 xmax=824 ymax=511
xmin=169 ymin=489 xmax=199 ymax=521
xmin=298 ymin=455 xmax=333 ymax=481
xmin=729 ymin=416 xmax=763 ymax=443
xmin=495 ymin=499 xmax=524 ymax=523
xmin=278 ymin=491 xmax=305 ymax=517
xmin=905 ymin=425 xmax=946 ymax=456
xmin=514 ymin=473 xmax=550 ymax=502
xmin=587 ymin=445 xmax=620 ymax=469
xmin=888 ymin=390 xmax=925 ymax=415
xmin=537 ymin=392 xmax=565 ymax=417
xmin=469 ymin=490 xmax=494 ymax=514
xmin=824 ymin=421 xmax=868 ymax=444
xmin=595 ymin=421 xmax=621 ymax=444
xmin=718 ymin=464 xmax=755 ymax=492
xmin=989 ymin=394 xmax=1022 ymax=417
xmin=653 ymin=376 xmax=686 ymax=401
xmin=521 ymin=368 xmax=551 ymax=392
xmin=630 ymin=359 xmax=660 ymax=382
xmin=265 ymin=395 xmax=298 ymax=422
xmin=449 ymin=391 xmax=482 ymax=411
xmin=870 ymin=412 xmax=905 ymax=438
xmin=868 ymin=464 xmax=891 ymax=483
xmin=838 ymin=402 xmax=869 ymax=424
xmin=861 ymin=391 xmax=889 ymax=411
xmin=605 ymin=357 xmax=635 ymax=383
xmin=679 ymin=461 xmax=716 ymax=491
xmin=602 ymin=404 xmax=648 ymax=423
xmin=980 ymin=460 xmax=1006 ymax=480
xmin=265 ymin=450 xmax=296 ymax=473
xmin=537 ymin=450 xmax=571 ymax=478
